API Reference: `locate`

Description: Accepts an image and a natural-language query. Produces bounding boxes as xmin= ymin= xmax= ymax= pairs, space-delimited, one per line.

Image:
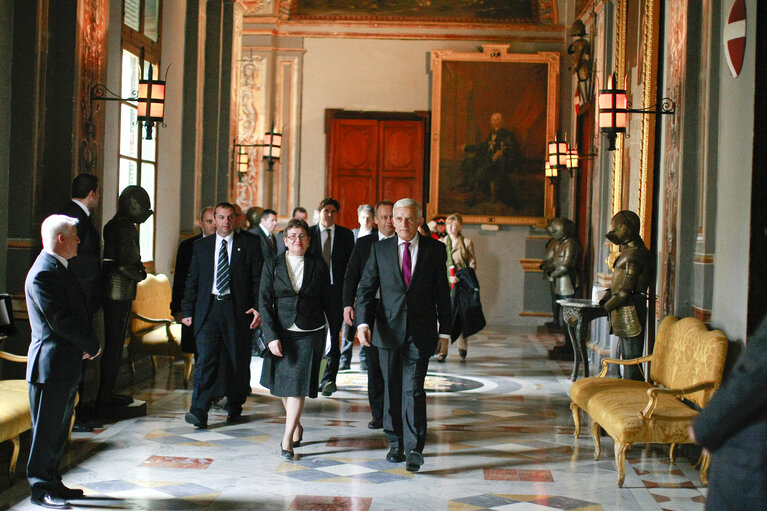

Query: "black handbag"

xmin=252 ymin=326 xmax=269 ymax=357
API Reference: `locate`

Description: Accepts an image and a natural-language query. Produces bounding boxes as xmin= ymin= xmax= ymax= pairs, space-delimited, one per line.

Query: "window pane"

xmin=142 ymin=132 xmax=156 ymax=162
xmin=121 ymin=50 xmax=139 ymax=102
xmin=120 ymin=104 xmax=138 ymax=158
xmin=124 ymin=0 xmax=140 ymax=32
xmin=118 ymin=158 xmax=138 ymax=195
xmin=139 ymin=162 xmax=156 ymax=263
xmin=144 ymin=0 xmax=160 ymax=42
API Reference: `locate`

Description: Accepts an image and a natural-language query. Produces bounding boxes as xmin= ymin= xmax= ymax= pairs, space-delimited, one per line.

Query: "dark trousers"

xmin=379 ymin=339 xmax=430 ymax=454
xmin=191 ymin=299 xmax=250 ymax=415
xmin=27 ymin=381 xmax=78 ymax=495
xmin=98 ymin=299 xmax=132 ymax=403
xmin=320 ymin=291 xmax=343 ymax=386
xmin=367 ymin=344 xmax=384 ymax=420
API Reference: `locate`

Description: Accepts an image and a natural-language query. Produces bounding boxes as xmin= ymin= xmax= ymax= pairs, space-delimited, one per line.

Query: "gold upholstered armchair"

xmin=569 ymin=316 xmax=728 ymax=487
xmin=128 ymin=274 xmax=194 ymax=388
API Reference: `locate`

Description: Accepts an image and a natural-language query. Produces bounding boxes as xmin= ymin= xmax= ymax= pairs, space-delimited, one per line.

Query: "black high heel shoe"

xmin=293 ymin=423 xmax=304 ymax=447
xmin=280 ymin=442 xmax=294 ymax=460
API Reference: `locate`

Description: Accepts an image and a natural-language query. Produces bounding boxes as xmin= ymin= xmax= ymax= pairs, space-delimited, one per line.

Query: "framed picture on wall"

xmin=428 ymin=45 xmax=559 ymax=225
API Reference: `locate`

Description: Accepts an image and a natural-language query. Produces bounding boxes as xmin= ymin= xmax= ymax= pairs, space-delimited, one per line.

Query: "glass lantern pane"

xmin=144 ymin=0 xmax=160 ymax=42
xmin=120 ymin=104 xmax=138 ymax=158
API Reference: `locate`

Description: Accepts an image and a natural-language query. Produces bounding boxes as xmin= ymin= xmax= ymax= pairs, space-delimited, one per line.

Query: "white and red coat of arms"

xmin=723 ymin=0 xmax=746 ymax=78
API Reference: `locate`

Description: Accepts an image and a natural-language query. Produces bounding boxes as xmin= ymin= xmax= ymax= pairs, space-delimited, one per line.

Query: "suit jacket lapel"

xmin=299 ymin=256 xmax=313 ymax=294
xmin=230 ymin=233 xmax=243 ymax=272
xmin=388 ymin=237 xmax=407 ymax=291
xmin=410 ymin=234 xmax=429 ymax=289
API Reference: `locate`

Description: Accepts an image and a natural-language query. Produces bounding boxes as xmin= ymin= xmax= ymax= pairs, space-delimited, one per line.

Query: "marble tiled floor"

xmin=1 ymin=327 xmax=708 ymax=510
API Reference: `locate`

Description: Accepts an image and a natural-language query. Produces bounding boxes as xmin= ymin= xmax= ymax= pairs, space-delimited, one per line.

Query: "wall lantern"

xmin=90 ymin=49 xmax=166 ymax=140
xmin=599 ymin=72 xmax=675 ymax=150
xmin=566 ymin=147 xmax=579 ymax=176
xmin=233 ymin=124 xmax=283 ymax=175
xmin=544 ymin=161 xmax=558 ymax=183
xmin=547 ymin=133 xmax=569 ymax=171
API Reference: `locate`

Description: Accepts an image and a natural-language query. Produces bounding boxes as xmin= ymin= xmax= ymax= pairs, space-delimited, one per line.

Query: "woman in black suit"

xmin=260 ymin=219 xmax=332 ymax=459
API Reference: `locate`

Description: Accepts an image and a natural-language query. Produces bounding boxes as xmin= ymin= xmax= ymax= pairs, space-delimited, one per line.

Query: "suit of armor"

xmin=599 ymin=210 xmax=652 ymax=381
xmin=98 ymin=186 xmax=153 ymax=408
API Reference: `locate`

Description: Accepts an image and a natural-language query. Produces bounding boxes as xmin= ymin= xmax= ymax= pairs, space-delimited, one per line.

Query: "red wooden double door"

xmin=326 ymin=111 xmax=428 ymax=229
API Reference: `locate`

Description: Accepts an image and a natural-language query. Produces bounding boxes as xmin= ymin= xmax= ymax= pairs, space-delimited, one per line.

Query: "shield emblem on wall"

xmin=723 ymin=0 xmax=746 ymax=78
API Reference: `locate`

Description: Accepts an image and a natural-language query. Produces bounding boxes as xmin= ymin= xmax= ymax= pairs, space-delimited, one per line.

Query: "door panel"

xmin=327 ymin=112 xmax=427 ymax=229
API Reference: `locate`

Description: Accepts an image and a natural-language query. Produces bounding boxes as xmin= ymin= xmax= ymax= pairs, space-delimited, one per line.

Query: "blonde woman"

xmin=438 ymin=214 xmax=478 ymax=361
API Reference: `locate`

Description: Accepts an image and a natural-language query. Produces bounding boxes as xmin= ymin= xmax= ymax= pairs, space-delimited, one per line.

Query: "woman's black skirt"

xmin=260 ymin=328 xmax=326 ymax=398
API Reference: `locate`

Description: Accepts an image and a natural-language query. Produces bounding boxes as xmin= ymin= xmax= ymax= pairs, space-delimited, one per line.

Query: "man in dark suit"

xmin=25 ymin=215 xmax=101 ymax=508
xmin=356 ymin=198 xmax=451 ymax=472
xmin=59 ymin=173 xmax=101 ymax=432
xmin=308 ymin=197 xmax=355 ymax=396
xmin=343 ymin=200 xmax=394 ymax=430
xmin=181 ymin=202 xmax=263 ymax=428
xmin=171 ymin=206 xmax=215 ymax=354
xmin=691 ymin=316 xmax=767 ymax=509
xmin=253 ymin=208 xmax=279 ymax=261
xmin=59 ymin=174 xmax=101 ymax=316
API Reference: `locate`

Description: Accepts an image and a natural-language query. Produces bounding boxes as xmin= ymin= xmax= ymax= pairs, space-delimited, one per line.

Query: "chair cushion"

xmin=0 ymin=380 xmax=32 ymax=441
xmin=651 ymin=316 xmax=728 ymax=408
xmin=130 ymin=323 xmax=186 ymax=356
xmin=132 ymin=274 xmax=173 ymax=333
xmin=571 ymin=376 xmax=698 ymax=444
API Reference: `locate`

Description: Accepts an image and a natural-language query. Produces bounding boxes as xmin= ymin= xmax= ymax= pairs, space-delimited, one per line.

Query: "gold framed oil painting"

xmin=428 ymin=45 xmax=559 ymax=225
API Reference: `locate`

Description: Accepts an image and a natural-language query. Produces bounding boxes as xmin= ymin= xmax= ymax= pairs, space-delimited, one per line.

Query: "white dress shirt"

xmin=320 ymin=224 xmax=336 ymax=284
xmin=211 ymin=233 xmax=234 ymax=295
xmin=284 ymin=253 xmax=324 ymax=333
xmin=45 ymin=250 xmax=69 ymax=268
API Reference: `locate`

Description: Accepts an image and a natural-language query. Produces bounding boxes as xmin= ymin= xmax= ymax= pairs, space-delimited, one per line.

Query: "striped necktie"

xmin=402 ymin=241 xmax=412 ymax=287
xmin=216 ymin=239 xmax=230 ymax=294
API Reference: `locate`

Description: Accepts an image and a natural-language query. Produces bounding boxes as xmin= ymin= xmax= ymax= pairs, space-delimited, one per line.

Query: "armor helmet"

xmin=570 ymin=20 xmax=587 ymax=37
xmin=606 ymin=210 xmax=640 ymax=245
xmin=118 ymin=185 xmax=154 ymax=224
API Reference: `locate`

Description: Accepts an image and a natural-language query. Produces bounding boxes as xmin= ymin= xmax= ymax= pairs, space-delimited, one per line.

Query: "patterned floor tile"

xmin=139 ymin=456 xmax=214 ymax=469
xmin=288 ymin=495 xmax=372 ymax=511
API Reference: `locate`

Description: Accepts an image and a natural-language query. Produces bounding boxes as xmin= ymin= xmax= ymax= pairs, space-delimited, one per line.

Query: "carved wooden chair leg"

xmin=183 ymin=358 xmax=193 ymax=389
xmin=571 ymin=402 xmax=581 ymax=438
xmin=129 ymin=358 xmax=137 ymax=376
xmin=697 ymin=449 xmax=710 ymax=486
xmin=591 ymin=420 xmax=602 ymax=460
xmin=614 ymin=442 xmax=629 ymax=487
xmin=8 ymin=435 xmax=20 ymax=482
xmin=669 ymin=443 xmax=677 ymax=463
xmin=151 ymin=356 xmax=158 ymax=373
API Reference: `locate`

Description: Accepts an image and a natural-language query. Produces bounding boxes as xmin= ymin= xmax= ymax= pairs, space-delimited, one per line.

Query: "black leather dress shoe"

xmin=368 ymin=418 xmax=383 ymax=429
xmin=184 ymin=411 xmax=207 ymax=429
xmin=30 ymin=493 xmax=70 ymax=509
xmin=226 ymin=411 xmax=243 ymax=423
xmin=386 ymin=447 xmax=405 ymax=463
xmin=405 ymin=450 xmax=424 ymax=472
xmin=71 ymin=419 xmax=94 ymax=433
xmin=56 ymin=483 xmax=84 ymax=499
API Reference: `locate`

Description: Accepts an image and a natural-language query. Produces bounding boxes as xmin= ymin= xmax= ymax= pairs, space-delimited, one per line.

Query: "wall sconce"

xmin=548 ymin=133 xmax=568 ymax=171
xmin=90 ymin=50 xmax=166 ymax=140
xmin=599 ymin=72 xmax=675 ymax=150
xmin=566 ymin=148 xmax=579 ymax=176
xmin=236 ymin=147 xmax=249 ymax=176
xmin=544 ymin=161 xmax=558 ymax=183
xmin=233 ymin=125 xmax=283 ymax=175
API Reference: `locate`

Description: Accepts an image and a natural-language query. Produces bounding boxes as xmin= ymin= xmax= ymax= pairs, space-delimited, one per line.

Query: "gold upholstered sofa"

xmin=569 ymin=316 xmax=728 ymax=487
xmin=0 ymin=348 xmax=30 ymax=482
xmin=127 ymin=274 xmax=194 ymax=388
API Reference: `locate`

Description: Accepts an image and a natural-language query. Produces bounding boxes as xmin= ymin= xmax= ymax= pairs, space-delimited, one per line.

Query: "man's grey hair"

xmin=393 ymin=198 xmax=422 ymax=218
xmin=41 ymin=214 xmax=78 ymax=251
xmin=357 ymin=204 xmax=374 ymax=216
